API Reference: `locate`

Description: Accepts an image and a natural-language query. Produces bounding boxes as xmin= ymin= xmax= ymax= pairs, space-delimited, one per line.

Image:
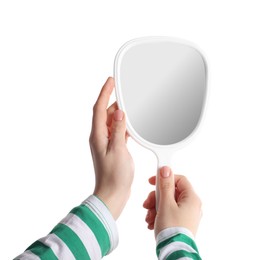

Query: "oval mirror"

xmin=114 ymin=37 xmax=207 ymax=206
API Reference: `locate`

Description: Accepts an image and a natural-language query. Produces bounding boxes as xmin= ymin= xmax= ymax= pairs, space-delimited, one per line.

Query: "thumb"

xmin=158 ymin=166 xmax=176 ymax=209
xmin=109 ymin=109 xmax=126 ymax=148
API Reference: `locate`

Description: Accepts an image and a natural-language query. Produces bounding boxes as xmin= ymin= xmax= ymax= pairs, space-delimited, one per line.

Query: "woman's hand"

xmin=143 ymin=166 xmax=202 ymax=237
xmin=89 ymin=77 xmax=134 ymax=220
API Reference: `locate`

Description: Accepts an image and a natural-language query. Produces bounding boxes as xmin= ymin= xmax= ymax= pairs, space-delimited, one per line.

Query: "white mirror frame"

xmin=114 ymin=36 xmax=208 ymax=167
xmin=114 ymin=37 xmax=208 ymax=208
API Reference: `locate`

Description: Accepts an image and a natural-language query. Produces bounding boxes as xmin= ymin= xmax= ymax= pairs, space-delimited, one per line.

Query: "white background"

xmin=0 ymin=1 xmax=260 ymax=259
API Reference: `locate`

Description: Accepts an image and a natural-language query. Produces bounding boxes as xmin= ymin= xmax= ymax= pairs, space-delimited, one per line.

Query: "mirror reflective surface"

xmin=115 ymin=38 xmax=207 ymax=147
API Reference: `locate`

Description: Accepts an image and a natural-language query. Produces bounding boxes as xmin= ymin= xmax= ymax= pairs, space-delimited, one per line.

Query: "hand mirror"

xmin=114 ymin=37 xmax=207 ymax=206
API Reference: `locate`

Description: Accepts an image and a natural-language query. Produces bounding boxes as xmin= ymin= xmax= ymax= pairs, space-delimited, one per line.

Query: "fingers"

xmin=158 ymin=166 xmax=175 ymax=200
xmin=91 ymin=77 xmax=114 ymax=138
xmin=148 ymin=223 xmax=154 ymax=230
xmin=143 ymin=191 xmax=156 ymax=230
xmin=175 ymin=174 xmax=194 ymax=194
xmin=106 ymin=102 xmax=118 ymax=128
xmin=174 ymin=175 xmax=201 ymax=215
xmin=157 ymin=166 xmax=177 ymax=215
xmin=143 ymin=190 xmax=156 ymax=209
xmin=148 ymin=174 xmax=191 ymax=191
xmin=148 ymin=176 xmax=156 ymax=185
xmin=94 ymin=77 xmax=114 ymax=112
xmin=90 ymin=77 xmax=130 ymax=155
xmin=144 ymin=168 xmax=201 ymax=236
xmin=107 ymin=103 xmax=129 ymax=144
xmin=108 ymin=109 xmax=127 ymax=149
xmin=145 ymin=208 xmax=156 ymax=230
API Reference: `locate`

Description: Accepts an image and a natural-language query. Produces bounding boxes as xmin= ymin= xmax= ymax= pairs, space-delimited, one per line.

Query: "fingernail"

xmin=114 ymin=110 xmax=123 ymax=121
xmin=160 ymin=167 xmax=171 ymax=178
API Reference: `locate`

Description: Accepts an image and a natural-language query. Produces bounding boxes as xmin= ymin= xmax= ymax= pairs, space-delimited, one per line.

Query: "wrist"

xmin=93 ymin=189 xmax=130 ymax=220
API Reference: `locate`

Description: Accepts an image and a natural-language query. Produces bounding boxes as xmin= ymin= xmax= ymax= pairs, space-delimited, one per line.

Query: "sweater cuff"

xmin=82 ymin=195 xmax=119 ymax=254
xmin=156 ymin=227 xmax=195 ymax=245
xmin=156 ymin=227 xmax=199 ymax=259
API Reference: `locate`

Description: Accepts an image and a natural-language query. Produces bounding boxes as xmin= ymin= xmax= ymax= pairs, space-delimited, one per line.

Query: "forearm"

xmin=14 ymin=195 xmax=118 ymax=260
xmin=156 ymin=227 xmax=201 ymax=260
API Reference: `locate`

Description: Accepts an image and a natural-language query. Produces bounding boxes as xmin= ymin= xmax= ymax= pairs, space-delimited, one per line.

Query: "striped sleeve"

xmin=156 ymin=227 xmax=202 ymax=260
xmin=14 ymin=195 xmax=119 ymax=260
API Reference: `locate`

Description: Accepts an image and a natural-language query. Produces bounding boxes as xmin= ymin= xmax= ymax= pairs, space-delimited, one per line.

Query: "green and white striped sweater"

xmin=14 ymin=195 xmax=201 ymax=260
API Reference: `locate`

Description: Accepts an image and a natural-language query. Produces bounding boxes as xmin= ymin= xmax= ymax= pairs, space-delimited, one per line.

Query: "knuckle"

xmin=93 ymin=101 xmax=102 ymax=113
xmin=161 ymin=181 xmax=172 ymax=190
xmin=109 ymin=144 xmax=125 ymax=154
